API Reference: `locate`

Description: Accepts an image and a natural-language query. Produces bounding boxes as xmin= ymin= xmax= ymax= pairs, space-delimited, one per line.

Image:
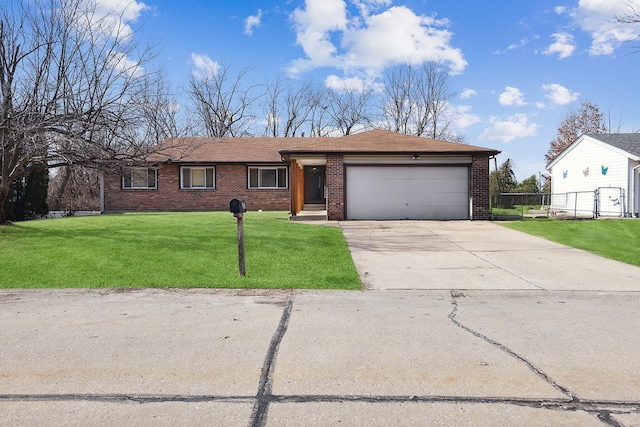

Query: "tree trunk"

xmin=0 ymin=185 xmax=8 ymax=223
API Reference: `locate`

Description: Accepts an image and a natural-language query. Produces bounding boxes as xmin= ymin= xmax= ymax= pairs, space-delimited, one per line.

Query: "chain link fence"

xmin=492 ymin=188 xmax=629 ymax=219
xmin=490 ymin=193 xmax=551 ymax=219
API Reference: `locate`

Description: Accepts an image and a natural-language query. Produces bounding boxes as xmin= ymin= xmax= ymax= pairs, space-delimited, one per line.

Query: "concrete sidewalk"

xmin=1 ymin=288 xmax=640 ymax=426
xmin=341 ymin=220 xmax=640 ymax=291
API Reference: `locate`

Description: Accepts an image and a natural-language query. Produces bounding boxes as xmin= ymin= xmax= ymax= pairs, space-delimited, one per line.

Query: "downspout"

xmin=99 ymin=171 xmax=105 ymax=213
xmin=633 ymin=164 xmax=640 ymax=217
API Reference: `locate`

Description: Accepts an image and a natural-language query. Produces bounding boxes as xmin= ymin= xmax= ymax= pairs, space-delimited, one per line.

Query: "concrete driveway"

xmin=2 ymin=220 xmax=640 ymax=426
xmin=340 ymin=220 xmax=640 ymax=291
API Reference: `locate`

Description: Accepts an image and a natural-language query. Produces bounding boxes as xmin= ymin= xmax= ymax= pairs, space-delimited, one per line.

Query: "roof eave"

xmin=280 ymin=150 xmax=501 ymax=156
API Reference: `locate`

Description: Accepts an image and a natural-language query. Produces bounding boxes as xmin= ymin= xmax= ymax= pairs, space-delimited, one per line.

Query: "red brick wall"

xmin=470 ymin=155 xmax=491 ymax=220
xmin=103 ymin=164 xmax=290 ymax=212
xmin=326 ymin=154 xmax=345 ymax=220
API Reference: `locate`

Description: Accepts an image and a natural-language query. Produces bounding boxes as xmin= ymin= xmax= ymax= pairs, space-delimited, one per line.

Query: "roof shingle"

xmin=151 ymin=129 xmax=500 ymax=163
xmin=586 ymin=133 xmax=640 ymax=158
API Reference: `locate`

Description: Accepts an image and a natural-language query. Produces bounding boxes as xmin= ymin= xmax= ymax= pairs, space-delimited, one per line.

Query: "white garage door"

xmin=346 ymin=166 xmax=469 ymax=220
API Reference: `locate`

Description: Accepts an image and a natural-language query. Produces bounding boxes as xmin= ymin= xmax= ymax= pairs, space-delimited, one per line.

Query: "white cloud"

xmin=324 ymin=74 xmax=381 ymax=92
xmin=76 ymin=0 xmax=149 ymax=41
xmin=71 ymin=0 xmax=148 ymax=76
xmin=572 ymin=0 xmax=640 ymax=55
xmin=245 ymin=9 xmax=263 ymax=35
xmin=479 ymin=113 xmax=541 ymax=143
xmin=108 ymin=51 xmax=143 ymax=77
xmin=536 ymin=102 xmax=546 ymax=109
xmin=352 ymin=0 xmax=392 ymax=18
xmin=191 ymin=53 xmax=220 ymax=79
xmin=555 ymin=6 xmax=566 ymax=14
xmin=460 ymin=88 xmax=477 ymax=99
xmin=499 ymin=86 xmax=526 ymax=106
xmin=493 ymin=38 xmax=529 ymax=55
xmin=451 ymin=105 xmax=481 ymax=129
xmin=543 ymin=32 xmax=576 ymax=59
xmin=289 ymin=0 xmax=349 ymax=73
xmin=541 ymin=83 xmax=579 ymax=105
xmin=288 ymin=1 xmax=466 ymax=76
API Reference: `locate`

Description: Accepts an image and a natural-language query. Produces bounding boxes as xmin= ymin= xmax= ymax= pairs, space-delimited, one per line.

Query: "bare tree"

xmin=380 ymin=61 xmax=462 ymax=141
xmin=380 ymin=64 xmax=417 ymax=134
xmin=188 ymin=65 xmax=263 ymax=138
xmin=136 ymin=72 xmax=189 ymax=142
xmin=545 ymin=100 xmax=607 ymax=166
xmin=262 ymin=77 xmax=286 ymax=137
xmin=616 ymin=3 xmax=640 ymax=26
xmin=416 ymin=61 xmax=459 ymax=141
xmin=613 ymin=3 xmax=640 ymax=53
xmin=48 ymin=165 xmax=100 ymax=211
xmin=0 ymin=0 xmax=165 ymax=222
xmin=262 ymin=78 xmax=316 ymax=137
xmin=326 ymin=83 xmax=373 ymax=136
xmin=307 ymin=85 xmax=332 ymax=137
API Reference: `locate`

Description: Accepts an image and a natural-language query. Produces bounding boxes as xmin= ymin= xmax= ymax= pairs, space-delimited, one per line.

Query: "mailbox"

xmin=230 ymin=199 xmax=247 ymax=214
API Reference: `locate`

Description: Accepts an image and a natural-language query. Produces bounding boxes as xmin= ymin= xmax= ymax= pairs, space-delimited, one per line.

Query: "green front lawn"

xmin=0 ymin=212 xmax=360 ymax=289
xmin=500 ymin=218 xmax=640 ymax=267
xmin=491 ymin=205 xmax=543 ymax=216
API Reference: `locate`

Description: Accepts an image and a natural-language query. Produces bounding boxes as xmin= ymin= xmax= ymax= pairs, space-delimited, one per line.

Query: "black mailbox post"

xmin=229 ymin=199 xmax=246 ymax=215
xmin=230 ymin=199 xmax=247 ymax=276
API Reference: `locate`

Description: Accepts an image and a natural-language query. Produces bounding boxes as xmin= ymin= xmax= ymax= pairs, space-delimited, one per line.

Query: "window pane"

xmin=260 ymin=169 xmax=277 ymax=187
xmin=123 ymin=172 xmax=132 ymax=188
xmin=277 ymin=168 xmax=287 ymax=188
xmin=192 ymin=168 xmax=206 ymax=187
xmin=182 ymin=168 xmax=191 ymax=188
xmin=147 ymin=169 xmax=156 ymax=188
xmin=249 ymin=168 xmax=258 ymax=188
xmin=206 ymin=168 xmax=214 ymax=188
xmin=132 ymin=169 xmax=148 ymax=188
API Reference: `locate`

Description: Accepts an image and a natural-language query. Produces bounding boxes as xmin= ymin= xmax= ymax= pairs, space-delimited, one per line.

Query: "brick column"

xmin=470 ymin=155 xmax=491 ymax=220
xmin=326 ymin=154 xmax=345 ymax=220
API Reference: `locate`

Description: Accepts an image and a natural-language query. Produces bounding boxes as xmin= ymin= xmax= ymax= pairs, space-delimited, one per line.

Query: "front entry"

xmin=304 ymin=166 xmax=326 ymax=204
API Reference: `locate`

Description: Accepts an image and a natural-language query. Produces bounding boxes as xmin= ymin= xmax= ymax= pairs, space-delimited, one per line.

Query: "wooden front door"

xmin=304 ymin=166 xmax=326 ymax=204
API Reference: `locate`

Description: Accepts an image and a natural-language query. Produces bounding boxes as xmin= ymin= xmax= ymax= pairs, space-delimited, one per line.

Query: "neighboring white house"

xmin=548 ymin=133 xmax=640 ymax=218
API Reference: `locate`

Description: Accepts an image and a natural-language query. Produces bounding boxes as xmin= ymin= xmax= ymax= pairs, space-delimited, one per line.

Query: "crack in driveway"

xmin=447 ymin=290 xmax=634 ymax=426
xmin=2 ymin=290 xmax=639 ymax=426
xmin=248 ymin=297 xmax=294 ymax=427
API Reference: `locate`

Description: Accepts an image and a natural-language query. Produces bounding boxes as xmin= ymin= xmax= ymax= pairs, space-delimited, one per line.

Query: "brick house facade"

xmin=103 ymin=164 xmax=290 ymax=212
xmin=102 ymin=130 xmax=500 ymax=220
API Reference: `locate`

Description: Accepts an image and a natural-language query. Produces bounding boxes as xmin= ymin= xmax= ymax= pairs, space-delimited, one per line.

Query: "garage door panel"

xmin=346 ymin=166 xmax=469 ymax=220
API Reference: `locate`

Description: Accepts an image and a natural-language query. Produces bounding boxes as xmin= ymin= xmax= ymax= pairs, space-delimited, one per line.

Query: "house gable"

xmin=549 ymin=133 xmax=640 ymax=217
xmin=551 ymin=135 xmax=630 ymax=193
xmin=549 ymin=134 xmax=640 ymax=171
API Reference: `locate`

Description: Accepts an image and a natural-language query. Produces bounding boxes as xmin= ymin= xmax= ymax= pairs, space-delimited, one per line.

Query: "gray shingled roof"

xmin=586 ymin=133 xmax=640 ymax=158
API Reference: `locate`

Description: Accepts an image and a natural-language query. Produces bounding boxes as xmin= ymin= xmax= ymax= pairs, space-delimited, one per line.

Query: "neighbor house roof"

xmin=586 ymin=133 xmax=640 ymax=158
xmin=150 ymin=129 xmax=500 ymax=163
xmin=547 ymin=133 xmax=640 ymax=170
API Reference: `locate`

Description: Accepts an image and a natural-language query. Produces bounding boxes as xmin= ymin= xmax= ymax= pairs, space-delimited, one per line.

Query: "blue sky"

xmin=111 ymin=0 xmax=640 ymax=181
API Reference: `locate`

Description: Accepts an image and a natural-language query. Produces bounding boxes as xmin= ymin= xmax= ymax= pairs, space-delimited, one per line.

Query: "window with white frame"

xmin=248 ymin=166 xmax=288 ymax=189
xmin=123 ymin=168 xmax=157 ymax=189
xmin=181 ymin=167 xmax=215 ymax=189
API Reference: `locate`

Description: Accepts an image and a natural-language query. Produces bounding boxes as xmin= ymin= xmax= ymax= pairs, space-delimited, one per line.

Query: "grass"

xmin=500 ymin=218 xmax=640 ymax=267
xmin=491 ymin=205 xmax=544 ymax=216
xmin=0 ymin=212 xmax=360 ymax=289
